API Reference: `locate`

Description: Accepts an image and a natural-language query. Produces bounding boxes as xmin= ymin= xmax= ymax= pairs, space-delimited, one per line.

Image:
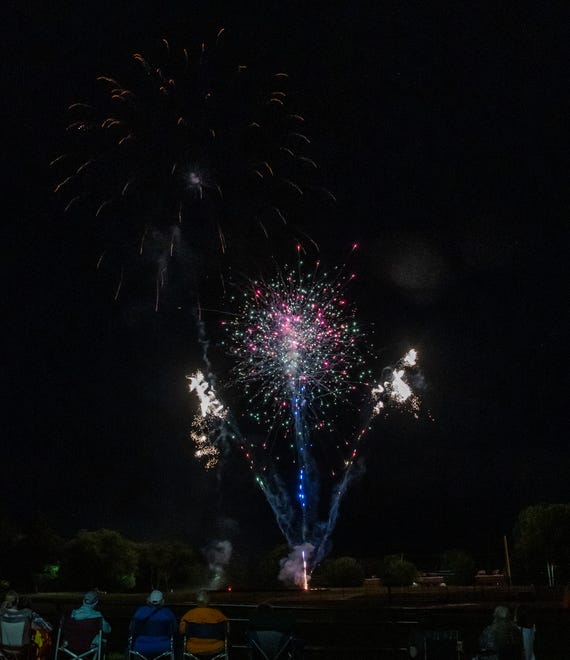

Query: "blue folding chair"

xmin=128 ymin=618 xmax=176 ymax=660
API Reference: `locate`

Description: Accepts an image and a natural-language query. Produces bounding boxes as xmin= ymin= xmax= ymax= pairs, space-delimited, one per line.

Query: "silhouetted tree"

xmin=255 ymin=544 xmax=290 ymax=588
xmin=513 ymin=503 xmax=570 ymax=584
xmin=137 ymin=540 xmax=204 ymax=591
xmin=60 ymin=528 xmax=138 ymax=591
xmin=5 ymin=516 xmax=63 ymax=591
xmin=442 ymin=549 xmax=476 ymax=585
xmin=319 ymin=556 xmax=365 ymax=587
xmin=380 ymin=554 xmax=418 ymax=586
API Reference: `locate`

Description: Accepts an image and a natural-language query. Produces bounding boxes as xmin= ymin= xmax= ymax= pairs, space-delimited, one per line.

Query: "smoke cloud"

xmin=278 ymin=543 xmax=314 ymax=588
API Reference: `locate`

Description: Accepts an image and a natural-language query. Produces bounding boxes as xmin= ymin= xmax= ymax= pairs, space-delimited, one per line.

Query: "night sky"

xmin=6 ymin=2 xmax=567 ymax=566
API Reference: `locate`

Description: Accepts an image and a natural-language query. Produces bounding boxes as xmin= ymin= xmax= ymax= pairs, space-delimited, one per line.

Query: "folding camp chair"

xmin=127 ymin=617 xmax=176 ymax=660
xmin=182 ymin=621 xmax=229 ymax=660
xmin=0 ymin=614 xmax=33 ymax=660
xmin=54 ymin=615 xmax=103 ymax=660
xmin=246 ymin=630 xmax=296 ymax=660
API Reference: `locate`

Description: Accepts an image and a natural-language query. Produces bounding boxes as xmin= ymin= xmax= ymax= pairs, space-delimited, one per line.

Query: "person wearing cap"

xmin=70 ymin=591 xmax=111 ymax=634
xmin=130 ymin=590 xmax=176 ymax=657
xmin=179 ymin=590 xmax=228 ymax=657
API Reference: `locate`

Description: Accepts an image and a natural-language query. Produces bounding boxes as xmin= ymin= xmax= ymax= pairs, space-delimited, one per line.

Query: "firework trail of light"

xmin=188 ymin=255 xmax=422 ymax=584
xmin=222 ymin=256 xmax=367 ymax=559
xmin=187 ymin=370 xmax=227 ymax=469
xmin=52 ymin=31 xmax=332 ymax=308
xmin=313 ymin=347 xmax=421 ymax=567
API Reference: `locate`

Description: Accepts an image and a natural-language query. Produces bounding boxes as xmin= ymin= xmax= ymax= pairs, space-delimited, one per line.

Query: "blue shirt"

xmin=71 ymin=604 xmax=111 ymax=634
xmin=131 ymin=606 xmax=176 ymax=655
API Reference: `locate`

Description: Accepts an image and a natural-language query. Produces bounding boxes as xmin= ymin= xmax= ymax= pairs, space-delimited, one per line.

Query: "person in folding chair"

xmin=0 ymin=591 xmax=53 ymax=660
xmin=70 ymin=592 xmax=111 ymax=638
xmin=128 ymin=591 xmax=176 ymax=660
xmin=68 ymin=590 xmax=111 ymax=654
xmin=179 ymin=590 xmax=228 ymax=659
xmin=477 ymin=606 xmax=523 ymax=660
xmin=54 ymin=614 xmax=105 ymax=660
xmin=246 ymin=603 xmax=303 ymax=660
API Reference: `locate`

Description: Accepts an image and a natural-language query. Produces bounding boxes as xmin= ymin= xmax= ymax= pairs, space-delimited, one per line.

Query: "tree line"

xmin=0 ymin=503 xmax=567 ymax=592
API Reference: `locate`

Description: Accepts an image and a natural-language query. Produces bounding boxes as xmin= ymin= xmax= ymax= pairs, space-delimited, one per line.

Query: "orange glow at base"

xmin=302 ymin=550 xmax=309 ymax=591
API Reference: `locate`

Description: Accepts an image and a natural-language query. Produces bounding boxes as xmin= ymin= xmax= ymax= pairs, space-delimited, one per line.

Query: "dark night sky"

xmin=5 ymin=2 xmax=568 ymax=566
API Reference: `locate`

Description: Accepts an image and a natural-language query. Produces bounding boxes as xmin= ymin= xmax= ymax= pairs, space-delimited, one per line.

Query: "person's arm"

xmin=31 ymin=611 xmax=53 ymax=631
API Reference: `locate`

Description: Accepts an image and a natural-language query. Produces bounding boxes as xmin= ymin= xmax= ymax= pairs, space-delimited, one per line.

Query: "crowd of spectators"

xmin=0 ymin=589 xmax=541 ymax=660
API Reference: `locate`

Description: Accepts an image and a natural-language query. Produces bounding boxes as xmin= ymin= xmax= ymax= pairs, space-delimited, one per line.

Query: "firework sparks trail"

xmin=302 ymin=548 xmax=309 ymax=591
xmin=314 ymin=347 xmax=422 ymax=565
xmin=223 ymin=261 xmax=368 ymax=559
xmin=278 ymin=543 xmax=314 ymax=589
xmin=225 ymin=262 xmax=366 ymax=430
xmin=187 ymin=370 xmax=227 ymax=469
xmin=188 ymin=257 xmax=423 ymax=584
xmin=52 ymin=31 xmax=332 ymax=307
xmin=371 ymin=348 xmax=420 ymax=416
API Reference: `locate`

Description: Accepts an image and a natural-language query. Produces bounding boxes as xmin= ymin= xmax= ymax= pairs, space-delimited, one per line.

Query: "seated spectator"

xmin=478 ymin=606 xmax=523 ymax=660
xmin=0 ymin=591 xmax=53 ymax=660
xmin=179 ymin=590 xmax=227 ymax=657
xmin=70 ymin=590 xmax=111 ymax=645
xmin=1 ymin=591 xmax=52 ymax=632
xmin=130 ymin=590 xmax=176 ymax=658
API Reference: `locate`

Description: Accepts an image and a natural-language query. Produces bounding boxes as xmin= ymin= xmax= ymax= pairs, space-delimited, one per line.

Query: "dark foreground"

xmin=32 ymin=587 xmax=570 ymax=659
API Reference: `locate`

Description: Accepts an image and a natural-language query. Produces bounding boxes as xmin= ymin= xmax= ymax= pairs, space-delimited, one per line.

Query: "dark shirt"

xmin=479 ymin=623 xmax=523 ymax=660
xmin=248 ymin=608 xmax=294 ymax=633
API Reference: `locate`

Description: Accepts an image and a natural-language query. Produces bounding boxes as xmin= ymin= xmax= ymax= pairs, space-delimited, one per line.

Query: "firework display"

xmin=57 ymin=29 xmax=425 ymax=589
xmin=189 ymin=256 xmax=422 ymax=586
xmin=187 ymin=371 xmax=227 ymax=469
xmin=53 ymin=31 xmax=329 ymax=308
xmin=224 ymin=258 xmax=368 ymax=434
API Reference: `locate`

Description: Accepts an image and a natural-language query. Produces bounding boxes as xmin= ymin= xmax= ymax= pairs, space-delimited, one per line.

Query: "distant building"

xmin=416 ymin=574 xmax=444 ymax=587
xmin=474 ymin=569 xmax=506 ymax=586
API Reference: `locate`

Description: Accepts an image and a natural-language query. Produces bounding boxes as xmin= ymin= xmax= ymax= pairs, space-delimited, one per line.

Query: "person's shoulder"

xmin=160 ymin=607 xmax=176 ymax=619
xmin=133 ymin=606 xmax=149 ymax=617
xmin=1 ymin=609 xmax=31 ymax=621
